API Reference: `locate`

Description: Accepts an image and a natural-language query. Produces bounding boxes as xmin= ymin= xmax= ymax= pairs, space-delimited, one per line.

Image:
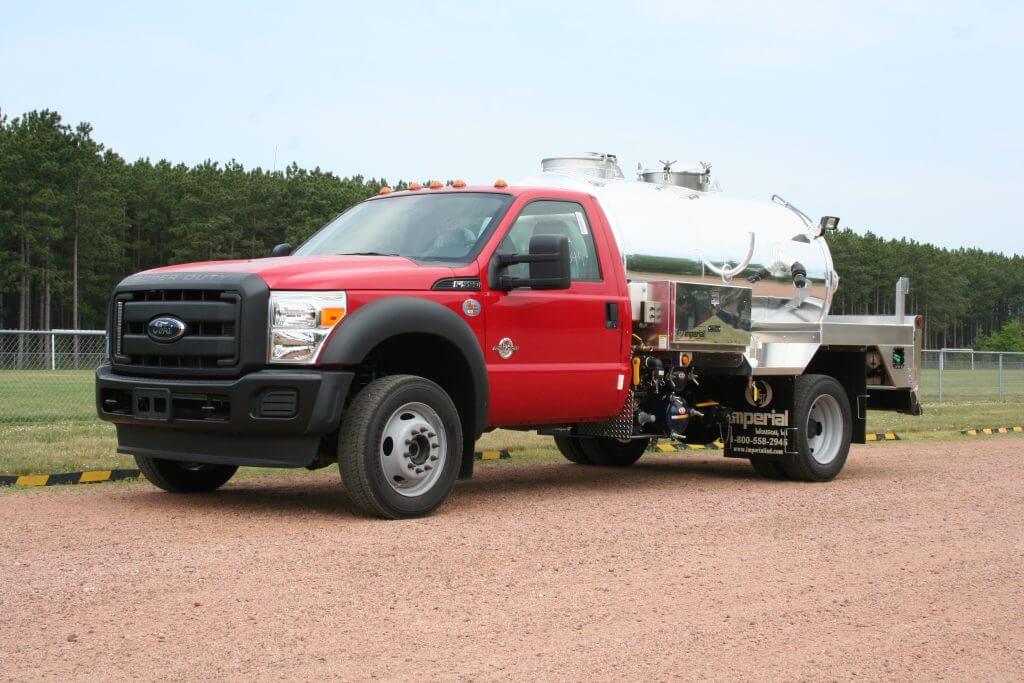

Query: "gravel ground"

xmin=1 ymin=439 xmax=1022 ymax=681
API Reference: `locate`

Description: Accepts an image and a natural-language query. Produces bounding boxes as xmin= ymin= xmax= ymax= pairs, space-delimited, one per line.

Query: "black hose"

xmin=791 ymin=262 xmax=807 ymax=289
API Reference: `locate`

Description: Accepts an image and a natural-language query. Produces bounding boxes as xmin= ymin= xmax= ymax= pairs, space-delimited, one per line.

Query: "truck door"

xmin=481 ymin=197 xmax=629 ymax=425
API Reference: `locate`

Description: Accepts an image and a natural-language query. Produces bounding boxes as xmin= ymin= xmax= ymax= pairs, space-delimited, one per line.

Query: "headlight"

xmin=267 ymin=291 xmax=347 ymax=364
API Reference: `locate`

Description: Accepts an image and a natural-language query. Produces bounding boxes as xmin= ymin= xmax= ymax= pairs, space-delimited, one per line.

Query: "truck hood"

xmin=146 ymin=255 xmax=458 ymax=290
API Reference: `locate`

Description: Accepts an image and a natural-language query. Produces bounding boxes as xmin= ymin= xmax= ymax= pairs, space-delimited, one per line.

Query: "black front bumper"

xmin=96 ymin=365 xmax=354 ymax=468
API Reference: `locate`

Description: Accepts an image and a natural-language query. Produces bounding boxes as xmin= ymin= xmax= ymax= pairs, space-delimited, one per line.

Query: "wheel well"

xmin=356 ymin=333 xmax=478 ymax=440
xmin=805 ymin=348 xmax=867 ymax=444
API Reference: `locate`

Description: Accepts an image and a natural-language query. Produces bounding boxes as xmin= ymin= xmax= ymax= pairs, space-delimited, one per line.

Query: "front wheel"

xmin=782 ymin=374 xmax=852 ymax=482
xmin=338 ymin=375 xmax=462 ymax=519
xmin=134 ymin=456 xmax=237 ymax=493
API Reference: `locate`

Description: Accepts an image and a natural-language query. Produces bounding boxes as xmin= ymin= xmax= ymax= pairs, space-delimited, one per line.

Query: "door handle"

xmin=605 ymin=302 xmax=619 ymax=329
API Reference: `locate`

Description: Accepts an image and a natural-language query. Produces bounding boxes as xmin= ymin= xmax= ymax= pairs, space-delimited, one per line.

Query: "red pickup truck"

xmin=97 ymin=159 xmax=922 ymax=518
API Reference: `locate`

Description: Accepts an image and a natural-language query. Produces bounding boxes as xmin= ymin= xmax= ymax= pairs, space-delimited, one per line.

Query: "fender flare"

xmin=319 ymin=297 xmax=489 ymax=437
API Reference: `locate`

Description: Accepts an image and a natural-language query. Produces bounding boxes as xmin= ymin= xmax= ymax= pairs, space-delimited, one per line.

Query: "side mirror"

xmin=271 ymin=243 xmax=293 ymax=257
xmin=493 ymin=234 xmax=572 ymax=291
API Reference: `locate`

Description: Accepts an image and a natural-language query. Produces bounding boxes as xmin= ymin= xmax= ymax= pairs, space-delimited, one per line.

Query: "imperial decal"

xmin=462 ymin=299 xmax=481 ymax=317
xmin=725 ymin=379 xmax=796 ymax=459
xmin=730 ymin=409 xmax=790 ymax=428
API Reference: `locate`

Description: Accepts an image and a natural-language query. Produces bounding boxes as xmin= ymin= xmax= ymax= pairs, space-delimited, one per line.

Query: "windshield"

xmin=295 ymin=192 xmax=512 ymax=262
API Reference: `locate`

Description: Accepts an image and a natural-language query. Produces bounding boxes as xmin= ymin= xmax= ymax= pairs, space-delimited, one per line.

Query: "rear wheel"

xmin=783 ymin=374 xmax=852 ymax=482
xmin=579 ymin=437 xmax=648 ymax=467
xmin=134 ymin=456 xmax=237 ymax=493
xmin=338 ymin=375 xmax=462 ymax=519
xmin=553 ymin=435 xmax=591 ymax=465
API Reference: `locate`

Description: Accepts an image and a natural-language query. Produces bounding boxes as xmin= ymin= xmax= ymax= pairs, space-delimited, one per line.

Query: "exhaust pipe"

xmin=894 ymin=277 xmax=910 ymax=323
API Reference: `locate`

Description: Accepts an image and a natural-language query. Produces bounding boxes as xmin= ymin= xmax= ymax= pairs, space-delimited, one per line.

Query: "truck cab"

xmin=97 ymin=155 xmax=922 ymax=518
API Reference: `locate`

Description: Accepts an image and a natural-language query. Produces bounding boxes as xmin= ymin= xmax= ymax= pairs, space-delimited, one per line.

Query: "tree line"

xmin=1 ymin=109 xmax=1022 ymax=350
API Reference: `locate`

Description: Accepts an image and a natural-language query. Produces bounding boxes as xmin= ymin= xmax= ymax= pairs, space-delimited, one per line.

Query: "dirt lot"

xmin=2 ymin=439 xmax=1022 ymax=681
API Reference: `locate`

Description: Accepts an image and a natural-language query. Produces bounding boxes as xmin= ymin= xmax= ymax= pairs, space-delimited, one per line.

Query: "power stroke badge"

xmin=492 ymin=337 xmax=519 ymax=360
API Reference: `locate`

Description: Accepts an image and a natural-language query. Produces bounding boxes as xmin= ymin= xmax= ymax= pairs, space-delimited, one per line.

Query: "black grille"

xmin=114 ymin=289 xmax=241 ymax=371
xmin=109 ymin=271 xmax=268 ymax=379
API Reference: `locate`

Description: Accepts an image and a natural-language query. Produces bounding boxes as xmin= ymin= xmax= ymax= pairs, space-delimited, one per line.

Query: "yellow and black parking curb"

xmin=0 ymin=468 xmax=143 ymax=488
xmin=961 ymin=426 xmax=1024 ymax=436
xmin=3 ymin=453 xmax=514 ymax=487
xmin=474 ymin=449 xmax=511 ymax=461
xmin=652 ymin=441 xmax=724 ymax=453
xmin=866 ymin=433 xmax=901 ymax=442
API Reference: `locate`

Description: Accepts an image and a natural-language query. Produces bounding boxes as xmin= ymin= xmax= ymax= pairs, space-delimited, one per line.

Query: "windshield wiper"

xmin=335 ymin=251 xmax=402 ymax=257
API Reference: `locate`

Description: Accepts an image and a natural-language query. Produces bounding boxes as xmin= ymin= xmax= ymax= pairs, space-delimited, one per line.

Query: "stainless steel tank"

xmin=518 ymin=157 xmax=838 ymax=341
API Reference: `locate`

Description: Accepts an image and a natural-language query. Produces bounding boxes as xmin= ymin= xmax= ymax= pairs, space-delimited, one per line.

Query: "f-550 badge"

xmin=492 ymin=337 xmax=519 ymax=360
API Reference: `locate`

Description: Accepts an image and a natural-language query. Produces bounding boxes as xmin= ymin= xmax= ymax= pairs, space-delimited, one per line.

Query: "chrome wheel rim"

xmin=379 ymin=402 xmax=446 ymax=497
xmin=806 ymin=394 xmax=843 ymax=465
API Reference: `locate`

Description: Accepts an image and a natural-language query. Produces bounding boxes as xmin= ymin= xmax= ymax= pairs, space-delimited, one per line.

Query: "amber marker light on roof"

xmin=378 ymin=186 xmax=392 ymax=195
xmin=428 ymin=180 xmax=443 ymax=189
xmin=452 ymin=179 xmax=466 ymax=188
xmin=494 ymin=179 xmax=508 ymax=188
xmin=408 ymin=182 xmax=422 ymax=191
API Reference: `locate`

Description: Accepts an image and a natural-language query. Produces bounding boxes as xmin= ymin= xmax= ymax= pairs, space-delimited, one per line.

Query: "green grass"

xmin=1 ymin=369 xmax=1022 ymax=476
xmin=0 ymin=370 xmax=97 ymax=423
xmin=918 ymin=368 xmax=1024 ymax=402
xmin=0 ymin=421 xmax=123 ymax=473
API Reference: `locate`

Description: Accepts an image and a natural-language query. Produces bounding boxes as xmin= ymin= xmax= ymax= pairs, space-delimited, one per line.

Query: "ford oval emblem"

xmin=147 ymin=316 xmax=187 ymax=343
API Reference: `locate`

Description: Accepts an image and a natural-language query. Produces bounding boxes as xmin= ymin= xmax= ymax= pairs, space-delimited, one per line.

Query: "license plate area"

xmin=133 ymin=388 xmax=172 ymax=421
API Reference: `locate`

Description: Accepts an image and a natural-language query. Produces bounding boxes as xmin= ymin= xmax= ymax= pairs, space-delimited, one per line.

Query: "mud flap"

xmin=458 ymin=439 xmax=475 ymax=480
xmin=723 ymin=377 xmax=798 ymax=460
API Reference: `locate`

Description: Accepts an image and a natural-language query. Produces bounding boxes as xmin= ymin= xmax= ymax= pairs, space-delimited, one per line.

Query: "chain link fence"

xmin=1 ymin=330 xmax=106 ymax=424
xmin=2 ymin=331 xmax=1024 ymax=427
xmin=920 ymin=348 xmax=1024 ymax=402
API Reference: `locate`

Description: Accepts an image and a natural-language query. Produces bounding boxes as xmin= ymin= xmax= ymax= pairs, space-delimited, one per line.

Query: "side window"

xmin=496 ymin=201 xmax=601 ymax=281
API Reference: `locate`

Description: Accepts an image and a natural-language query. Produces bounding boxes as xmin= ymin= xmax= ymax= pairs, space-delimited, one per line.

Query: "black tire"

xmin=749 ymin=458 xmax=790 ymax=479
xmin=338 ymin=375 xmax=462 ymax=519
xmin=134 ymin=455 xmax=237 ymax=493
xmin=554 ymin=435 xmax=591 ymax=465
xmin=782 ymin=374 xmax=852 ymax=482
xmin=579 ymin=437 xmax=648 ymax=467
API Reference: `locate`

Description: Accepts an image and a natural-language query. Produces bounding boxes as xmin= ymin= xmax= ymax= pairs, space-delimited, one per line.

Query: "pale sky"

xmin=2 ymin=1 xmax=1021 ymax=254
